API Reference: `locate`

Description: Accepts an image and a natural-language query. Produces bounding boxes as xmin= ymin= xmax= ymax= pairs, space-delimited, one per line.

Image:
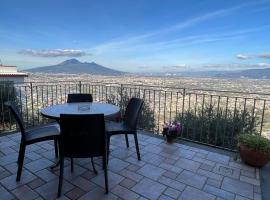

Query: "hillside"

xmin=26 ymin=59 xmax=126 ymax=76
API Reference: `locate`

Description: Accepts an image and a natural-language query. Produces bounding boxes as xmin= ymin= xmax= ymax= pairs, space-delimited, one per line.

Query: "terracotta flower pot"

xmin=239 ymin=145 xmax=270 ymax=167
xmin=166 ymin=136 xmax=174 ymax=144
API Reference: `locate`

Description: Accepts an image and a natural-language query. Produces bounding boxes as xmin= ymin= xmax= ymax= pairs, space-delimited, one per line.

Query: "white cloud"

xmin=236 ymin=54 xmax=251 ymax=60
xmin=18 ymin=49 xmax=86 ymax=57
xmin=256 ymin=62 xmax=270 ymax=67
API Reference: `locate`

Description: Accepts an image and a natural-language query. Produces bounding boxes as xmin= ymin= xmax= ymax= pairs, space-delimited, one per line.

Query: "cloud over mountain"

xmin=236 ymin=54 xmax=251 ymax=60
xmin=18 ymin=49 xmax=86 ymax=57
xmin=258 ymin=53 xmax=270 ymax=59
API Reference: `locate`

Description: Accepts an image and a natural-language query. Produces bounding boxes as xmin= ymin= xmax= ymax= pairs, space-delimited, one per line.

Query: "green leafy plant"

xmin=238 ymin=134 xmax=270 ymax=155
xmin=175 ymin=103 xmax=258 ymax=149
xmin=106 ymin=88 xmax=155 ymax=130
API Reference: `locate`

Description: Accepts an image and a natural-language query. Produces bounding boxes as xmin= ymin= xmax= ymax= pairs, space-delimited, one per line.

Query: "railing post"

xmin=120 ymin=84 xmax=123 ymax=115
xmin=30 ymin=82 xmax=35 ymax=126
xmin=79 ymin=81 xmax=82 ymax=93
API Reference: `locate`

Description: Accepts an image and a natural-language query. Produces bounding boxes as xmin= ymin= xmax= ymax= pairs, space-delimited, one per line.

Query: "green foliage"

xmin=0 ymin=82 xmax=17 ymax=131
xmin=238 ymin=134 xmax=270 ymax=154
xmin=175 ymin=103 xmax=258 ymax=149
xmin=107 ymin=88 xmax=155 ymax=130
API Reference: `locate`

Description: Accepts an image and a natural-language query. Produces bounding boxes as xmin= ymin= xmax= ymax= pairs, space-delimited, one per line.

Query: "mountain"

xmin=216 ymin=68 xmax=270 ymax=79
xmin=26 ymin=59 xmax=126 ymax=75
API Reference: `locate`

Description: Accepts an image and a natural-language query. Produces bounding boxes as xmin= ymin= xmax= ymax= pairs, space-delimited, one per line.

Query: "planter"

xmin=166 ymin=135 xmax=174 ymax=144
xmin=239 ymin=145 xmax=270 ymax=167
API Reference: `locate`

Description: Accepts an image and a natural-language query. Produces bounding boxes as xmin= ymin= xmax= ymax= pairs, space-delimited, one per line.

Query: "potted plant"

xmin=162 ymin=121 xmax=182 ymax=143
xmin=238 ymin=134 xmax=270 ymax=167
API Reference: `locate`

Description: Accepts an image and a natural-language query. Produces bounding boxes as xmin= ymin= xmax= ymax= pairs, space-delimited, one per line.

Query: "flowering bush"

xmin=162 ymin=121 xmax=182 ymax=138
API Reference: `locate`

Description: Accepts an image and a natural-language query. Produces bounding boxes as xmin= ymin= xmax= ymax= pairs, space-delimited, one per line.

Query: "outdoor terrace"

xmin=0 ymin=130 xmax=263 ymax=200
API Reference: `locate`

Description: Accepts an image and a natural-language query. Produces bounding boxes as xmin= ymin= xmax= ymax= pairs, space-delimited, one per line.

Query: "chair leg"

xmin=134 ymin=133 xmax=141 ymax=160
xmin=70 ymin=158 xmax=74 ymax=172
xmin=103 ymin=156 xmax=109 ymax=194
xmin=106 ymin=136 xmax=111 ymax=165
xmin=125 ymin=134 xmax=129 ymax=148
xmin=57 ymin=155 xmax=64 ymax=198
xmin=91 ymin=157 xmax=98 ymax=174
xmin=54 ymin=139 xmax=59 ymax=159
xmin=16 ymin=144 xmax=26 ymax=181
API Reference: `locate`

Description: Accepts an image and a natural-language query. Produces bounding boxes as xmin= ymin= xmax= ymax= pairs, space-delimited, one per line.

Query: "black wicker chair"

xmin=57 ymin=114 xmax=108 ymax=197
xmin=4 ymin=101 xmax=60 ymax=181
xmin=66 ymin=93 xmax=96 ymax=172
xmin=106 ymin=97 xmax=144 ymax=161
xmin=67 ymin=93 xmax=93 ymax=103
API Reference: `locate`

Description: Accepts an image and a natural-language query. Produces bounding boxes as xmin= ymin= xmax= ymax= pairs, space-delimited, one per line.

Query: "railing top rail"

xmin=1 ymin=80 xmax=270 ymax=98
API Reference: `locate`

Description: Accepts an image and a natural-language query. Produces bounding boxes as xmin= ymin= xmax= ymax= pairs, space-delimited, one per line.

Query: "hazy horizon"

xmin=1 ymin=0 xmax=270 ymax=72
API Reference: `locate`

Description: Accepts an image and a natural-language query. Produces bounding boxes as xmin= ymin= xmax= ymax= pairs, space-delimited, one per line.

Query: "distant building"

xmin=0 ymin=65 xmax=28 ymax=83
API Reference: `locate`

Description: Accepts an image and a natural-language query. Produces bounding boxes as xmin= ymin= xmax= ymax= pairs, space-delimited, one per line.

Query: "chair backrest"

xmin=123 ymin=98 xmax=144 ymax=130
xmin=67 ymin=93 xmax=93 ymax=103
xmin=4 ymin=101 xmax=26 ymax=140
xmin=59 ymin=114 xmax=106 ymax=158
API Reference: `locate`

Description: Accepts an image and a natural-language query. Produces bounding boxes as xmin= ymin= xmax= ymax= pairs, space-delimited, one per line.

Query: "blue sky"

xmin=1 ymin=0 xmax=270 ymax=72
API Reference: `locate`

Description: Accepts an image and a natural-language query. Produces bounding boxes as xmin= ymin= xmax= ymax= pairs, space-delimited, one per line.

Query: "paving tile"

xmin=70 ymin=176 xmax=97 ymax=192
xmin=240 ymin=175 xmax=260 ymax=186
xmin=206 ymin=152 xmax=230 ymax=164
xmin=158 ymin=194 xmax=174 ymax=200
xmin=0 ymin=185 xmax=15 ymax=200
xmin=176 ymin=170 xmax=207 ymax=189
xmin=0 ymin=170 xmax=36 ymax=190
xmin=12 ymin=185 xmax=39 ymax=200
xmin=119 ymin=178 xmax=137 ymax=189
xmin=111 ymin=185 xmax=139 ymax=200
xmin=158 ymin=176 xmax=186 ymax=191
xmin=126 ymin=164 xmax=141 ymax=172
xmin=0 ymin=153 xmax=18 ymax=166
xmin=35 ymin=169 xmax=58 ymax=182
xmin=221 ymin=177 xmax=253 ymax=199
xmin=206 ymin=178 xmax=222 ymax=188
xmin=192 ymin=156 xmax=216 ymax=167
xmin=143 ymin=143 xmax=164 ymax=154
xmin=203 ymin=185 xmax=235 ymax=200
xmin=35 ymin=179 xmax=73 ymax=199
xmin=175 ymin=158 xmax=201 ymax=172
xmin=79 ymin=187 xmax=118 ymax=200
xmin=24 ymin=158 xmax=54 ymax=173
xmin=197 ymin=169 xmax=223 ymax=181
xmin=65 ymin=187 xmax=87 ymax=199
xmin=131 ymin=178 xmax=166 ymax=200
xmin=229 ymin=161 xmax=255 ymax=172
xmin=213 ymin=164 xmax=240 ymax=179
xmin=164 ymin=187 xmax=181 ymax=199
xmin=159 ymin=163 xmax=183 ymax=174
xmin=137 ymin=164 xmax=165 ymax=181
xmin=235 ymin=195 xmax=250 ymax=200
xmin=179 ymin=186 xmax=216 ymax=200
xmin=27 ymin=178 xmax=46 ymax=189
xmin=120 ymin=169 xmax=144 ymax=182
xmin=162 ymin=171 xmax=178 ymax=179
xmin=175 ymin=148 xmax=195 ymax=159
xmin=108 ymin=158 xmax=129 ymax=172
xmin=91 ymin=171 xmax=124 ymax=189
xmin=241 ymin=169 xmax=256 ymax=178
xmin=141 ymin=152 xmax=164 ymax=166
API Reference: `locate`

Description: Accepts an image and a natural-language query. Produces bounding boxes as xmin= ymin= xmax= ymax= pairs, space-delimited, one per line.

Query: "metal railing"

xmin=1 ymin=81 xmax=270 ymax=151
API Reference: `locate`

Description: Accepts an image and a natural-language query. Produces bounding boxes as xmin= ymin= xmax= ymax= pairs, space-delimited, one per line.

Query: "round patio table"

xmin=40 ymin=102 xmax=120 ymax=120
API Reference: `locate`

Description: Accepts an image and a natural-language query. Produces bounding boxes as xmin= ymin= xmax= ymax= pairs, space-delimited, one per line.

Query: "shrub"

xmin=0 ymin=82 xmax=18 ymax=132
xmin=175 ymin=103 xmax=258 ymax=149
xmin=107 ymin=89 xmax=155 ymax=130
